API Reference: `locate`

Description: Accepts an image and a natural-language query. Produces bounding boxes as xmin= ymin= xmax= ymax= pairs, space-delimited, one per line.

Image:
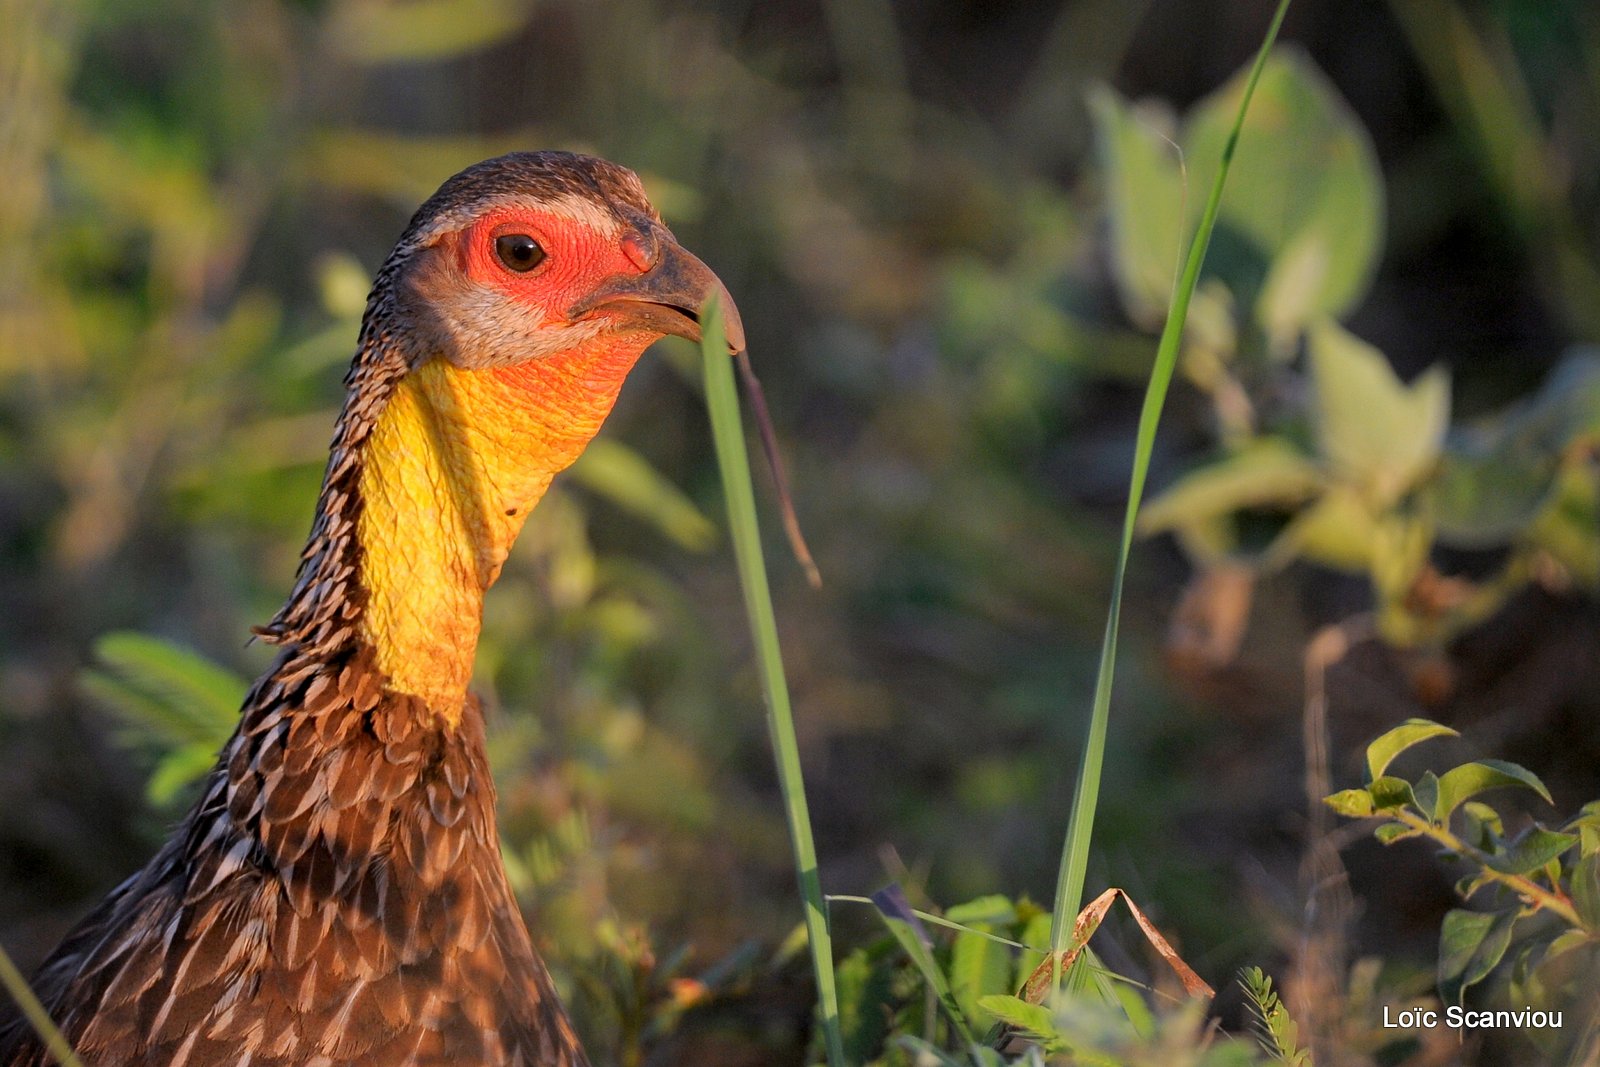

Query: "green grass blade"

xmin=868 ymin=885 xmax=976 ymax=1045
xmin=700 ymin=297 xmax=845 ymax=1067
xmin=0 ymin=941 xmax=86 ymax=1067
xmin=1047 ymin=0 xmax=1296 ymax=987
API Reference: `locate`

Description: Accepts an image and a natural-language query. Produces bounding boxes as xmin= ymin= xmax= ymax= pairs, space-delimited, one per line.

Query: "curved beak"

xmin=568 ymin=235 xmax=745 ymax=355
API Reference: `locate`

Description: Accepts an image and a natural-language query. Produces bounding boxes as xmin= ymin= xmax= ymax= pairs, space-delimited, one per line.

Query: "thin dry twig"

xmin=1294 ymin=614 xmax=1373 ymax=1066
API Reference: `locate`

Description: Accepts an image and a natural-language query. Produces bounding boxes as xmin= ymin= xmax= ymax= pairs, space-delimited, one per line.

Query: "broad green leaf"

xmin=1366 ymin=719 xmax=1458 ymax=781
xmin=569 ymin=439 xmax=717 ymax=551
xmin=945 ymin=895 xmax=1017 ymax=926
xmin=1309 ymin=321 xmax=1450 ymax=504
xmin=950 ymin=925 xmax=1013 ymax=1028
xmin=1138 ymin=438 xmax=1322 ymax=535
xmin=1325 ymin=789 xmax=1376 ymax=818
xmin=1183 ymin=49 xmax=1384 ymax=351
xmin=1264 ymin=484 xmax=1378 ymax=571
xmin=976 ymin=995 xmax=1057 ymax=1043
xmin=1438 ymin=907 xmax=1518 ymax=1005
xmin=1435 ymin=759 xmax=1554 ymax=822
xmin=1369 ymin=775 xmax=1416 ymax=813
xmin=1089 ymin=86 xmax=1186 ymax=328
xmin=1489 ymin=828 xmax=1577 ymax=876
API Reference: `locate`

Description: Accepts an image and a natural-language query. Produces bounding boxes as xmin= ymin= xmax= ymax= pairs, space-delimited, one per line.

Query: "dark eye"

xmin=494 ymin=234 xmax=546 ymax=273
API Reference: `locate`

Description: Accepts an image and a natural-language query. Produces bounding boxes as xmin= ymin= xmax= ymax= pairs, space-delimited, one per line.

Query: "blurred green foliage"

xmin=1108 ymin=52 xmax=1600 ymax=651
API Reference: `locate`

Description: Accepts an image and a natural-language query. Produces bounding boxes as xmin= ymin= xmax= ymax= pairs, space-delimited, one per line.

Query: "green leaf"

xmin=945 ymin=895 xmax=1018 ymax=927
xmin=147 ymin=746 xmax=221 ymax=806
xmin=1182 ymin=48 xmax=1385 ymax=351
xmin=1561 ymin=857 xmax=1600 ymax=927
xmin=1568 ymin=802 xmax=1600 ymax=857
xmin=331 ymin=0 xmax=538 ymax=64
xmin=1325 ymin=788 xmax=1376 ymax=818
xmin=82 ymin=633 xmax=247 ymax=800
xmin=568 ymin=438 xmax=717 ymax=551
xmin=834 ymin=948 xmax=893 ymax=1062
xmin=869 ymin=886 xmax=975 ymax=1044
xmin=1489 ymin=829 xmax=1578 ymax=876
xmin=1413 ymin=770 xmax=1439 ymax=820
xmin=1435 ymin=760 xmax=1554 ymax=822
xmin=1138 ymin=438 xmax=1322 ymax=535
xmin=1309 ymin=320 xmax=1450 ymax=504
xmin=1460 ymin=801 xmax=1504 ymax=849
xmin=1438 ymin=908 xmax=1518 ymax=1005
xmin=1014 ymin=912 xmax=1052 ymax=993
xmin=1264 ymin=484 xmax=1379 ymax=571
xmin=91 ymin=632 xmax=246 ymax=735
xmin=1239 ymin=967 xmax=1311 ymax=1067
xmin=1375 ymin=822 xmax=1424 ymax=845
xmin=950 ymin=925 xmax=1014 ymax=1029
xmin=1542 ymin=929 xmax=1593 ymax=964
xmin=976 ymin=995 xmax=1057 ymax=1043
xmin=1366 ymin=719 xmax=1458 ymax=781
xmin=1369 ymin=775 xmax=1417 ymax=813
xmin=1435 ymin=349 xmax=1600 ymax=546
xmin=1089 ymin=86 xmax=1185 ymax=328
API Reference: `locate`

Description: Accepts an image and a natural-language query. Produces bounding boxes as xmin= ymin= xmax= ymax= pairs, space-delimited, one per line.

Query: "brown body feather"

xmin=0 ymin=152 xmax=688 ymax=1067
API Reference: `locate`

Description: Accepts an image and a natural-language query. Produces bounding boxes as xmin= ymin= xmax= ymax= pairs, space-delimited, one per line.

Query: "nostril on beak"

xmin=621 ymin=233 xmax=656 ymax=273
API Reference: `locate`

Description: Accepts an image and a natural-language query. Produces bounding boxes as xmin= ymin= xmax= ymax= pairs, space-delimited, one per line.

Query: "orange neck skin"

xmin=355 ymin=336 xmax=649 ymax=723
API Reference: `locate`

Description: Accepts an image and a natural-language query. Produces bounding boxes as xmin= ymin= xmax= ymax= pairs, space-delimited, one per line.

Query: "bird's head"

xmin=273 ymin=151 xmax=746 ymax=719
xmin=378 ymin=151 xmax=744 ymax=369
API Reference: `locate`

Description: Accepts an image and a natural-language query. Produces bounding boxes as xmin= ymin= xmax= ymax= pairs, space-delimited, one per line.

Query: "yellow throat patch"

xmin=355 ymin=344 xmax=641 ymax=721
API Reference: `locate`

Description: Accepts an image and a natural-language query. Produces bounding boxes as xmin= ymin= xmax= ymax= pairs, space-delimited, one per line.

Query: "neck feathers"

xmin=260 ymin=326 xmax=644 ymax=725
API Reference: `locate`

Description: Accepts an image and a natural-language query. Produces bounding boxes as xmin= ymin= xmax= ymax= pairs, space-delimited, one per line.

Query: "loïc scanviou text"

xmin=1383 ymin=1006 xmax=1563 ymax=1030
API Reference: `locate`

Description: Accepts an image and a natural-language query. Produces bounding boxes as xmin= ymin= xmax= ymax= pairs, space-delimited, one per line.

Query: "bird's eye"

xmin=494 ymin=234 xmax=546 ymax=273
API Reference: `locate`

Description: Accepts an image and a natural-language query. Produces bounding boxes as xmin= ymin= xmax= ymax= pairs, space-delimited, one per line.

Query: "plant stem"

xmin=1047 ymin=0 xmax=1296 ymax=993
xmin=0 ymin=941 xmax=86 ymax=1067
xmin=700 ymin=300 xmax=845 ymax=1067
xmin=1392 ymin=810 xmax=1586 ymax=930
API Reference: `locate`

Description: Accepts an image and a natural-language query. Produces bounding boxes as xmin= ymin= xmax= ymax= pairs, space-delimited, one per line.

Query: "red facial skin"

xmin=451 ymin=207 xmax=647 ymax=327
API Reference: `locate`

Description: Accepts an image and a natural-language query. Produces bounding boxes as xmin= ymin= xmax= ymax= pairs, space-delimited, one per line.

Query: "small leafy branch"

xmin=1240 ymin=967 xmax=1311 ymax=1067
xmin=1325 ymin=720 xmax=1600 ymax=1007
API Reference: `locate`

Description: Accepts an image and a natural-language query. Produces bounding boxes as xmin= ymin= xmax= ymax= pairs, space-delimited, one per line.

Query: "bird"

xmin=0 ymin=150 xmax=743 ymax=1067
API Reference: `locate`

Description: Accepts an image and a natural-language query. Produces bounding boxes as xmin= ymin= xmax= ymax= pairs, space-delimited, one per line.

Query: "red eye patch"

xmin=454 ymin=207 xmax=637 ymax=313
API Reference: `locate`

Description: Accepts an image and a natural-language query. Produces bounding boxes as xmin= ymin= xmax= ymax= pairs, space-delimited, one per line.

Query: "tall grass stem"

xmin=700 ymin=300 xmax=845 ymax=1067
xmin=1047 ymin=0 xmax=1296 ymax=989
